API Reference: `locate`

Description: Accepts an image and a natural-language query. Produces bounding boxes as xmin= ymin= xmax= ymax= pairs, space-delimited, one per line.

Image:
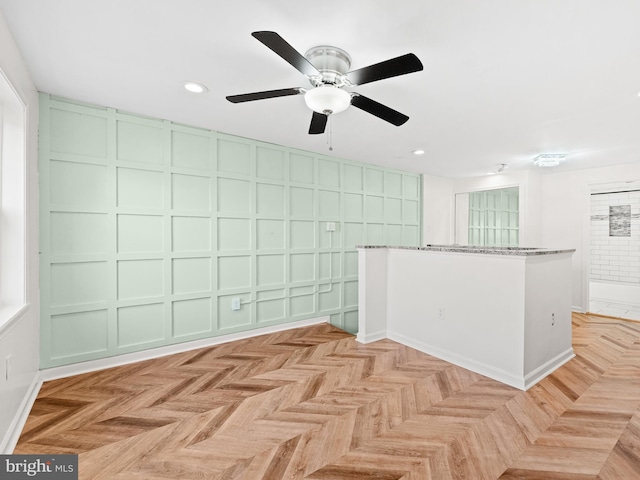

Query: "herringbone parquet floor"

xmin=15 ymin=313 xmax=640 ymax=479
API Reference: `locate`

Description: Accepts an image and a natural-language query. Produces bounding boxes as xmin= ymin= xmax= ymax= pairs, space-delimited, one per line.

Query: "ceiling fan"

xmin=226 ymin=31 xmax=424 ymax=135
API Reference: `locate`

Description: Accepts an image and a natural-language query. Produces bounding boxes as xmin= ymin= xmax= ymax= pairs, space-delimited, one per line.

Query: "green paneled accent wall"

xmin=39 ymin=94 xmax=422 ymax=367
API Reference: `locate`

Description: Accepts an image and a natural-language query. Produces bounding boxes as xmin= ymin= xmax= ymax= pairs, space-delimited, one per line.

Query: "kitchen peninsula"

xmin=357 ymin=245 xmax=576 ymax=390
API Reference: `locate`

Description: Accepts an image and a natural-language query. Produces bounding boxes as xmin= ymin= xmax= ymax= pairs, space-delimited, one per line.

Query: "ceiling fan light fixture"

xmin=533 ymin=153 xmax=566 ymax=167
xmin=304 ymin=86 xmax=351 ymax=115
xmin=227 ymin=31 xmax=423 ymax=135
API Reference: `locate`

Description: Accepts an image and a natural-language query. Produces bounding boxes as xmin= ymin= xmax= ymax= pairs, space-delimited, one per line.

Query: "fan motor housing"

xmin=305 ymin=46 xmax=351 ymax=86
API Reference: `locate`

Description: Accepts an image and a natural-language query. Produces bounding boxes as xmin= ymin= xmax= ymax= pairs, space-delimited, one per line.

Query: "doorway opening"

xmin=588 ymin=182 xmax=640 ymax=320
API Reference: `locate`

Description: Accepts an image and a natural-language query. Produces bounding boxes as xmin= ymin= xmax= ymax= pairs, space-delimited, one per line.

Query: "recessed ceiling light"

xmin=533 ymin=153 xmax=566 ymax=167
xmin=412 ymin=149 xmax=425 ymax=155
xmin=184 ymin=82 xmax=208 ymax=94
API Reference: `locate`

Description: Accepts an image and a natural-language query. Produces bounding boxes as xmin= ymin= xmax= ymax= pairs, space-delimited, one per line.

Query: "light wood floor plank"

xmin=14 ymin=316 xmax=640 ymax=479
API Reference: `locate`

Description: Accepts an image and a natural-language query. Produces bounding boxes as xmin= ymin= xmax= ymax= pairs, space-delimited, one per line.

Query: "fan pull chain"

xmin=327 ymin=114 xmax=333 ymax=151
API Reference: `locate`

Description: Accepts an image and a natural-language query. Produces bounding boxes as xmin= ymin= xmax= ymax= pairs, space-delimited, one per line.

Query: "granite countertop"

xmin=356 ymin=245 xmax=576 ymax=256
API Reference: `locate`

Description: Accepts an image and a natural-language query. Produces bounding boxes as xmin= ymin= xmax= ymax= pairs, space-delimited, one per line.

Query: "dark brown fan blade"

xmin=226 ymin=88 xmax=303 ymax=103
xmin=346 ymin=53 xmax=423 ymax=86
xmin=308 ymin=111 xmax=328 ymax=134
xmin=252 ymin=31 xmax=320 ymax=77
xmin=350 ymin=94 xmax=409 ymax=126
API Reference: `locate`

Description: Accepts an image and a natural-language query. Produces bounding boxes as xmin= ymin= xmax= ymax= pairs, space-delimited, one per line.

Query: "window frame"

xmin=0 ymin=66 xmax=27 ymax=329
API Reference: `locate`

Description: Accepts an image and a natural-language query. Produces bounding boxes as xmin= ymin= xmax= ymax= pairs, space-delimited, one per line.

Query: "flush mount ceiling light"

xmin=184 ymin=82 xmax=208 ymax=94
xmin=304 ymin=85 xmax=351 ymax=115
xmin=533 ymin=153 xmax=566 ymax=167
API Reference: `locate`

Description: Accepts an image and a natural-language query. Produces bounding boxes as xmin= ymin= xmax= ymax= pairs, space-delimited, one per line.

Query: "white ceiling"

xmin=1 ymin=0 xmax=640 ymax=177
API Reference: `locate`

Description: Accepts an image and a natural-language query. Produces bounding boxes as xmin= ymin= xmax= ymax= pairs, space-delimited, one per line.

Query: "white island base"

xmin=357 ymin=246 xmax=576 ymax=390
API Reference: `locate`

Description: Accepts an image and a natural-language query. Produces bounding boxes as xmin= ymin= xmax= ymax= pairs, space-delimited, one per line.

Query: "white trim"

xmin=42 ymin=316 xmax=329 ymax=381
xmin=582 ymin=182 xmax=592 ymax=313
xmin=582 ymin=180 xmax=640 ymax=313
xmin=523 ymin=348 xmax=575 ymax=390
xmin=355 ymin=330 xmax=387 ymax=344
xmin=0 ymin=65 xmax=28 ymax=330
xmin=388 ymin=330 xmax=527 ymax=390
xmin=590 ymin=281 xmax=640 ymax=305
xmin=1 ymin=373 xmax=42 ymax=454
xmin=387 ymin=330 xmax=575 ymax=391
xmin=0 ymin=303 xmax=30 ymax=336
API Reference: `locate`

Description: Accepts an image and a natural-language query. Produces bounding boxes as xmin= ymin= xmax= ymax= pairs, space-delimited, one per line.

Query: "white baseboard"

xmin=1 ymin=374 xmax=42 ymax=454
xmin=388 ymin=330 xmax=527 ymax=390
xmin=523 ymin=348 xmax=575 ymax=390
xmin=42 ymin=316 xmax=329 ymax=382
xmin=356 ymin=330 xmax=387 ymax=344
xmin=590 ymin=281 xmax=640 ymax=305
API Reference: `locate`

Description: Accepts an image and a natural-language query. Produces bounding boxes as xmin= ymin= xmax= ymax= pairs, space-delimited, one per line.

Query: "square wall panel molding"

xmin=39 ymin=94 xmax=422 ymax=368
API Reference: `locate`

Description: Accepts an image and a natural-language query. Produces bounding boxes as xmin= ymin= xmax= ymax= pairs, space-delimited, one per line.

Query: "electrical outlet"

xmin=326 ymin=222 xmax=336 ymax=232
xmin=551 ymin=313 xmax=555 ymax=326
xmin=437 ymin=307 xmax=445 ymax=320
xmin=231 ymin=298 xmax=241 ymax=311
xmin=6 ymin=354 xmax=13 ymax=382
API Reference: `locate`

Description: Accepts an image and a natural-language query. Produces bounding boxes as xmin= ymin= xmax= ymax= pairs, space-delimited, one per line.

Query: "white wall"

xmin=385 ymin=249 xmax=527 ymax=387
xmin=541 ymin=162 xmax=640 ymax=311
xmin=423 ymin=170 xmax=544 ymax=248
xmin=358 ymin=247 xmax=574 ymax=390
xmin=423 ymin=162 xmax=640 ymax=313
xmin=0 ymin=11 xmax=40 ymax=453
xmin=454 ymin=192 xmax=469 ymax=245
xmin=422 ymin=174 xmax=453 ymax=244
xmin=523 ymin=171 xmax=543 ymax=247
xmin=356 ymin=248 xmax=388 ymax=343
xmin=451 ymin=170 xmax=544 ymax=247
